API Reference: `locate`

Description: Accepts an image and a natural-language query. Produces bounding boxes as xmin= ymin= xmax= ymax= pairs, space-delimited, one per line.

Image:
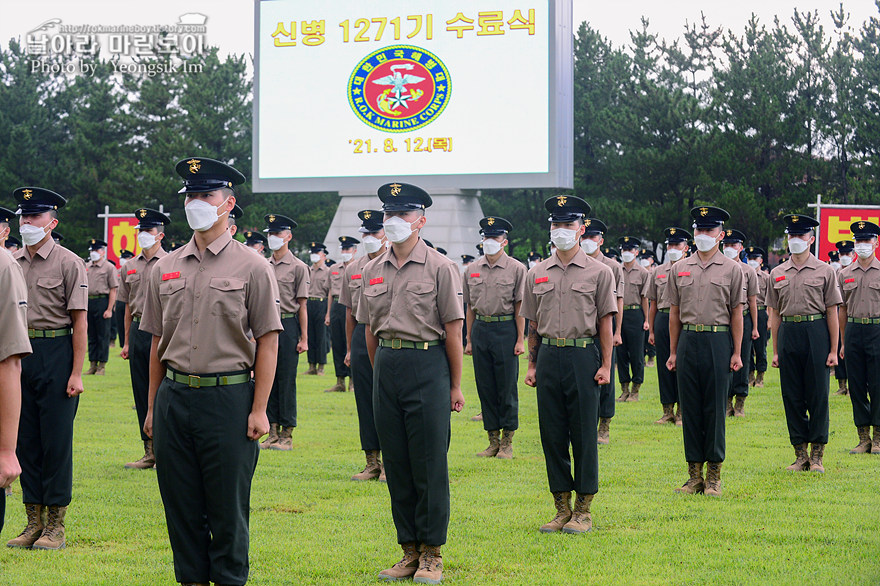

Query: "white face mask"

xmin=185 ymin=197 xmax=229 ymax=232
xmin=341 ymin=252 xmax=354 ymax=262
xmin=854 ymin=243 xmax=875 ymax=259
xmin=119 ymin=258 xmax=129 ymax=266
xmin=667 ymin=248 xmax=684 ymax=262
xmin=362 ymin=235 xmax=384 ymax=254
xmin=549 ymin=228 xmax=578 ymax=251
xmin=309 ymin=253 xmax=321 ymax=263
xmin=250 ymin=245 xmax=264 ymax=255
xmin=722 ymin=246 xmax=739 ymax=259
xmin=382 ymin=216 xmax=418 ymax=244
xmin=137 ymin=232 xmax=157 ymax=250
xmin=621 ymin=251 xmax=636 ymax=263
xmin=830 ymin=261 xmax=842 ymax=270
xmin=528 ymin=260 xmax=537 ymax=269
xmin=482 ymin=238 xmax=503 ymax=256
xmin=267 ymin=235 xmax=285 ymax=251
xmin=20 ymin=224 xmax=49 ymax=246
xmin=788 ymin=237 xmax=810 ymax=255
xmin=747 ymin=259 xmax=761 ymax=270
xmin=89 ymin=251 xmax=102 ymax=263
xmin=580 ymin=239 xmax=599 ymax=255
xmin=639 ymin=258 xmax=652 ymax=267
xmin=840 ymin=254 xmax=854 ymax=266
xmin=694 ymin=234 xmax=718 ymax=253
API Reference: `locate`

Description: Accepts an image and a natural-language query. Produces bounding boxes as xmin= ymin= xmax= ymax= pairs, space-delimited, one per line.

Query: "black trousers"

xmin=153 ymin=378 xmax=258 ymax=585
xmin=617 ymin=308 xmax=645 ymax=384
xmin=845 ymin=323 xmax=880 ymax=427
xmin=597 ymin=315 xmax=617 ymax=418
xmin=374 ymin=345 xmax=450 ymax=546
xmin=750 ymin=308 xmax=769 ymax=373
xmin=472 ymin=320 xmax=519 ymax=431
xmin=730 ymin=312 xmax=753 ymax=398
xmin=328 ymin=300 xmax=350 ymax=378
xmin=306 ymin=298 xmax=328 ymax=365
xmin=677 ymin=330 xmax=731 ymax=463
xmin=835 ymin=358 xmax=847 ymax=381
xmin=351 ymin=323 xmax=379 ymax=451
xmin=644 ymin=329 xmax=656 ymax=358
xmin=778 ymin=320 xmax=830 ymax=445
xmin=129 ymin=322 xmax=152 ymax=442
xmin=87 ymin=296 xmax=111 ymax=363
xmin=18 ymin=336 xmax=78 ymax=506
xmin=535 ymin=343 xmax=600 ymax=495
xmin=654 ymin=311 xmax=678 ymax=405
xmin=112 ymin=300 xmax=126 ymax=346
xmin=267 ymin=316 xmax=300 ymax=427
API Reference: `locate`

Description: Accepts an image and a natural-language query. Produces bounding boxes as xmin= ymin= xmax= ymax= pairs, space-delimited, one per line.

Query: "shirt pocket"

xmin=467 ymin=276 xmax=484 ymax=306
xmin=208 ymin=277 xmax=245 ymax=317
xmin=36 ymin=276 xmax=64 ymax=307
xmin=159 ymin=278 xmax=187 ymax=321
xmin=570 ymin=281 xmax=597 ymax=316
xmin=405 ymin=280 xmax=435 ymax=317
xmin=277 ymin=276 xmax=297 ymax=302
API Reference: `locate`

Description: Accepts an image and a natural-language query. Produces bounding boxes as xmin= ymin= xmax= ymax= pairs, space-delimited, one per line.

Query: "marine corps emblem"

xmin=669 ymin=228 xmax=677 ymax=235
xmin=859 ymin=221 xmax=866 ymax=229
xmin=363 ymin=211 xmax=372 ymax=219
xmin=187 ymin=159 xmax=201 ymax=174
xmin=584 ymin=219 xmax=591 ymax=227
xmin=22 ymin=189 xmax=32 ymax=200
xmin=487 ymin=217 xmax=495 ymax=226
xmin=699 ymin=207 xmax=708 ymax=217
xmin=390 ymin=183 xmax=402 ymax=196
xmin=726 ymin=230 xmax=732 ymax=236
xmin=268 ymin=215 xmax=276 ymax=223
xmin=557 ymin=196 xmax=568 ymax=207
xmin=139 ymin=209 xmax=147 ymax=218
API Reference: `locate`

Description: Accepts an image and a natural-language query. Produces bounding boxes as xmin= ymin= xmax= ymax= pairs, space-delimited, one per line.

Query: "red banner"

xmin=818 ymin=207 xmax=880 ymax=262
xmin=106 ymin=216 xmax=140 ymax=267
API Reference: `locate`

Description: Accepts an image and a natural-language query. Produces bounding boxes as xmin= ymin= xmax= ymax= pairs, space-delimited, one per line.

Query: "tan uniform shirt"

xmin=646 ymin=260 xmax=677 ymax=310
xmin=270 ymin=250 xmax=310 ymax=314
xmin=86 ymin=259 xmax=119 ymax=294
xmin=461 ymin=253 xmax=527 ymax=316
xmin=117 ymin=249 xmax=168 ymax=318
xmin=141 ymin=231 xmax=283 ymax=373
xmin=308 ymin=264 xmax=330 ymax=298
xmin=667 ymin=249 xmax=745 ymax=326
xmin=594 ymin=254 xmax=625 ymax=299
xmin=755 ymin=270 xmax=769 ymax=306
xmin=621 ymin=262 xmax=650 ymax=306
xmin=355 ymin=238 xmax=464 ymax=341
xmin=838 ymin=257 xmax=880 ymax=318
xmin=520 ymin=250 xmax=618 ymax=339
xmin=767 ymin=255 xmax=842 ymax=316
xmin=329 ymin=266 xmax=344 ymax=298
xmin=15 ymin=238 xmax=88 ymax=329
xmin=339 ymin=254 xmax=371 ymax=318
xmin=0 ymin=251 xmax=32 ymax=361
xmin=740 ymin=262 xmax=759 ymax=303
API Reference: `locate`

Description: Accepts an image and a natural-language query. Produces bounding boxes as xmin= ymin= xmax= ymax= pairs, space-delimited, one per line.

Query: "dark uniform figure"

xmin=227 ymin=203 xmax=244 ymax=238
xmin=615 ymin=236 xmax=649 ymax=401
xmin=325 ymin=236 xmax=359 ymax=393
xmin=118 ymin=209 xmax=170 ymax=469
xmin=85 ymin=238 xmax=118 ymax=375
xmin=839 ymin=221 xmax=880 ymax=454
xmin=243 ymin=230 xmax=268 ymax=256
xmin=9 ymin=187 xmax=88 ymax=550
xmin=521 ymin=195 xmax=617 ymax=535
xmin=141 ymin=157 xmax=282 ymax=585
xmin=640 ymin=249 xmax=658 ymax=365
xmin=461 ymin=254 xmax=476 ymax=349
xmin=261 ymin=214 xmax=309 ymax=451
xmin=5 ymin=235 xmax=22 ymax=253
xmin=463 ymin=216 xmax=526 ymax=459
xmin=746 ymin=247 xmax=770 ymax=387
xmin=341 ymin=210 xmax=387 ymax=481
xmin=306 ymin=242 xmax=330 ymax=374
xmin=356 ymin=183 xmax=464 ymax=584
xmin=667 ymin=206 xmax=744 ymax=497
xmin=113 ymin=249 xmax=134 ymax=348
xmin=834 ymin=239 xmax=855 ymax=395
xmin=646 ymin=228 xmax=691 ymax=425
xmin=768 ymin=214 xmax=842 ymax=474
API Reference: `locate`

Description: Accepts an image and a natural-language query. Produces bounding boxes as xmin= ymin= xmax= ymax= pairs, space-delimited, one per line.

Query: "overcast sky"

xmin=1 ymin=1 xmax=877 ymax=59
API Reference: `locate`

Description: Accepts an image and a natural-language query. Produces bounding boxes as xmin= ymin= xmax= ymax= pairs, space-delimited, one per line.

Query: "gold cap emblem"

xmin=268 ymin=215 xmax=276 ymax=223
xmin=187 ymin=159 xmax=201 ymax=174
xmin=726 ymin=230 xmax=732 ymax=236
xmin=389 ymin=183 xmax=402 ymax=196
xmin=363 ymin=211 xmax=372 ymax=220
xmin=792 ymin=216 xmax=799 ymax=223
xmin=311 ymin=242 xmax=316 ymax=247
xmin=624 ymin=237 xmax=629 ymax=242
xmin=699 ymin=207 xmax=708 ymax=217
xmin=138 ymin=209 xmax=147 ymax=218
xmin=584 ymin=219 xmax=591 ymax=227
xmin=557 ymin=196 xmax=568 ymax=206
xmin=22 ymin=189 xmax=33 ymax=200
xmin=859 ymin=221 xmax=866 ymax=229
xmin=487 ymin=217 xmax=495 ymax=226
xmin=669 ymin=228 xmax=676 ymax=235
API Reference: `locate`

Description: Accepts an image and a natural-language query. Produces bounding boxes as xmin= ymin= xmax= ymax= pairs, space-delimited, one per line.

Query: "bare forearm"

xmin=147 ymin=336 xmax=164 ymax=410
xmin=465 ymin=308 xmax=475 ymax=341
xmin=769 ymin=309 xmax=780 ymax=354
xmin=123 ymin=303 xmax=133 ymax=347
xmin=514 ymin=306 xmax=525 ymax=343
xmin=839 ymin=305 xmax=848 ymax=343
xmin=444 ymin=321 xmax=463 ymax=389
xmin=730 ymin=305 xmax=743 ymax=354
xmin=598 ymin=315 xmax=612 ymax=369
xmin=70 ymin=311 xmax=87 ymax=375
xmin=298 ymin=301 xmax=308 ymax=344
xmin=108 ymin=288 xmax=117 ymax=307
xmin=0 ymin=357 xmax=22 ymax=453
xmin=365 ymin=325 xmax=378 ymax=365
xmin=252 ymin=332 xmax=279 ymax=412
xmin=826 ymin=306 xmax=839 ymax=352
xmin=648 ymin=302 xmax=657 ymax=335
xmin=527 ymin=320 xmax=540 ymax=368
xmin=669 ymin=306 xmax=681 ymax=354
xmin=345 ymin=308 xmax=355 ymax=352
xmin=616 ymin=298 xmax=624 ymax=336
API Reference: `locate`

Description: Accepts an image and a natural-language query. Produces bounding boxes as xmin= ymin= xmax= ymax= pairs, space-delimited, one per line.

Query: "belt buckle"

xmin=188 ymin=375 xmax=201 ymax=388
xmin=420 ymin=342 xmax=428 ymax=350
xmin=556 ymin=337 xmax=566 ymax=346
xmin=391 ymin=339 xmax=402 ymax=349
xmin=47 ymin=330 xmax=56 ymax=338
xmin=28 ymin=328 xmax=36 ymax=338
xmin=695 ymin=324 xmax=705 ymax=333
xmin=793 ymin=315 xmax=803 ymax=323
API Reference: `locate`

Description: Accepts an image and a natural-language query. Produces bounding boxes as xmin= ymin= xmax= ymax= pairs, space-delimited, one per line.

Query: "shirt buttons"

xmin=193 ymin=345 xmax=198 ymax=349
xmin=224 ymin=281 xmax=229 ymax=286
xmin=199 ymin=267 xmax=205 ymax=272
xmin=194 ymin=319 xmax=199 ymax=324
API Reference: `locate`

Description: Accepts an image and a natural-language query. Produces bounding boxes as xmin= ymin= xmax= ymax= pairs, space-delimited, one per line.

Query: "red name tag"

xmin=162 ymin=272 xmax=180 ymax=281
xmin=535 ymin=276 xmax=549 ymax=284
xmin=470 ymin=272 xmax=481 ymax=278
xmin=351 ymin=274 xmax=362 ymax=280
xmin=332 ymin=271 xmax=339 ymax=275
xmin=775 ymin=276 xmax=786 ymax=282
xmin=678 ymin=271 xmax=691 ymax=277
xmin=845 ymin=278 xmax=855 ymax=284
xmin=127 ymin=269 xmax=137 ymax=275
xmin=657 ymin=274 xmax=666 ymax=279
xmin=369 ymin=277 xmax=384 ymax=285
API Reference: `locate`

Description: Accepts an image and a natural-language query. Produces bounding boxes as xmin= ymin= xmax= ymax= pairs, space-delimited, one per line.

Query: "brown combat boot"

xmin=378 ymin=542 xmax=420 ymax=581
xmin=704 ymin=462 xmax=722 ymax=497
xmin=539 ymin=491 xmax=572 ymax=533
xmin=32 ymin=505 xmax=67 ymax=550
xmin=476 ymin=430 xmax=501 ymax=457
xmin=496 ymin=430 xmax=514 ymax=459
xmin=379 ymin=460 xmax=387 ymax=483
xmin=348 ymin=379 xmax=354 ymax=392
xmin=352 ymin=450 xmax=381 ymax=481
xmin=597 ymin=417 xmax=610 ymax=445
xmin=850 ymin=426 xmax=871 ymax=454
xmin=6 ymin=504 xmax=46 ymax=548
xmin=125 ymin=439 xmax=156 ymax=469
xmin=646 ymin=357 xmax=655 ymax=368
xmin=726 ymin=396 xmax=735 ymax=417
xmin=562 ymin=493 xmax=594 ymax=534
xmin=733 ymin=396 xmax=746 ymax=417
xmin=95 ymin=362 xmax=106 ymax=376
xmin=413 ymin=544 xmax=443 ymax=584
xmin=873 ymin=427 xmax=880 ymax=454
xmin=616 ymin=382 xmax=630 ymax=402
xmin=748 ymin=371 xmax=756 ymax=386
xmin=271 ymin=426 xmax=293 ymax=451
xmin=675 ymin=462 xmax=704 ymax=494
xmin=306 ymin=363 xmax=317 ymax=375
xmin=809 ymin=443 xmax=826 ymax=473
xmin=260 ymin=423 xmax=279 ymax=449
xmin=655 ymin=404 xmax=675 ymax=424
xmin=470 ymin=412 xmax=483 ymax=422
xmin=835 ymin=379 xmax=848 ymax=395
xmin=786 ymin=443 xmax=810 ymax=471
xmin=316 ymin=364 xmax=325 ymax=375
xmin=626 ymin=383 xmax=640 ymax=402
xmin=755 ymin=371 xmax=765 ymax=388
xmin=675 ymin=403 xmax=682 ymax=426
xmin=85 ymin=362 xmax=97 ymax=375
xmin=324 ymin=376 xmax=346 ymax=392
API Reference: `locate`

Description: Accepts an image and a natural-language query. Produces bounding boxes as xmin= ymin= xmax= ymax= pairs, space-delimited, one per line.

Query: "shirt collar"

xmin=482 ymin=252 xmax=510 ymax=269
xmin=854 ymin=256 xmax=880 ymax=271
xmin=179 ymin=230 xmax=233 ymax=260
xmin=547 ymin=248 xmax=588 ymax=270
xmin=385 ymin=237 xmax=429 ymax=266
xmin=272 ymin=250 xmax=293 ymax=265
xmin=25 ymin=236 xmax=57 ymax=261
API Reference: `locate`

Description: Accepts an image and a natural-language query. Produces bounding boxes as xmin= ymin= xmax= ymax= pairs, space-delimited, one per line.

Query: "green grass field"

xmin=0 ymin=350 xmax=876 ymax=585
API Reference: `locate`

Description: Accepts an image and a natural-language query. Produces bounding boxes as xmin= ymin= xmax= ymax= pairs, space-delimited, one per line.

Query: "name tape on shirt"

xmin=535 ymin=276 xmax=549 ymax=284
xmin=775 ymin=275 xmax=786 ymax=282
xmin=678 ymin=271 xmax=691 ymax=277
xmin=162 ymin=271 xmax=181 ymax=281
xmin=332 ymin=271 xmax=339 ymax=275
xmin=369 ymin=277 xmax=384 ymax=285
xmin=657 ymin=274 xmax=666 ymax=279
xmin=351 ymin=274 xmax=362 ymax=280
xmin=127 ymin=269 xmax=137 ymax=275
xmin=844 ymin=278 xmax=855 ymax=284
xmin=470 ymin=272 xmax=481 ymax=278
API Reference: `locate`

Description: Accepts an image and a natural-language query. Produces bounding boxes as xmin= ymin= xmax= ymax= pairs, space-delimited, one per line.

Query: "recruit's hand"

xmin=324 ymin=315 xmax=330 ymax=327
xmin=248 ymin=410 xmax=270 ymax=441
xmin=595 ymin=366 xmax=610 ymax=385
xmin=826 ymin=351 xmax=838 ymax=368
xmin=120 ymin=344 xmax=129 ymax=360
xmin=524 ymin=367 xmax=537 ymax=388
xmin=463 ymin=342 xmax=472 ymax=356
xmin=344 ymin=351 xmax=351 ymax=367
xmin=771 ymin=353 xmax=779 ymax=368
xmin=0 ymin=450 xmax=22 ymax=489
xmin=103 ymin=309 xmax=113 ymax=319
xmin=666 ymin=353 xmax=677 ymax=372
xmin=730 ymin=353 xmax=743 ymax=372
xmin=66 ymin=374 xmax=84 ymax=397
xmin=296 ymin=339 xmax=308 ymax=354
xmin=648 ymin=332 xmax=655 ymax=346
xmin=643 ymin=321 xmax=650 ymax=331
xmin=839 ymin=345 xmax=845 ymax=361
xmin=613 ymin=333 xmax=622 ymax=347
xmin=513 ymin=340 xmax=525 ymax=356
xmin=752 ymin=328 xmax=760 ymax=341
xmin=143 ymin=410 xmax=153 ymax=439
xmin=450 ymin=387 xmax=465 ymax=412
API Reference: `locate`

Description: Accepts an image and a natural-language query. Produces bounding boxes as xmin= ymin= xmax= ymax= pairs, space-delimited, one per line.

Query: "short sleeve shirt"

xmin=622 ymin=263 xmax=650 ymax=305
xmin=755 ymin=270 xmax=769 ymax=306
xmin=86 ymin=259 xmax=119 ymax=294
xmin=308 ymin=264 xmax=331 ymax=298
xmin=594 ymin=254 xmax=625 ymax=300
xmin=0 ymin=251 xmax=32 ymax=361
xmin=520 ymin=250 xmax=618 ymax=339
xmin=666 ymin=249 xmax=745 ymax=326
xmin=141 ymin=231 xmax=283 ymax=373
xmin=838 ymin=257 xmax=880 ymax=318
xmin=270 ymin=250 xmax=310 ymax=314
xmin=740 ymin=262 xmax=759 ymax=300
xmin=329 ymin=266 xmax=344 ymax=298
xmin=767 ymin=255 xmax=842 ymax=316
xmin=355 ymin=238 xmax=464 ymax=341
xmin=117 ymin=249 xmax=167 ymax=318
xmin=461 ymin=253 xmax=527 ymax=316
xmin=15 ymin=238 xmax=89 ymax=329
xmin=646 ymin=260 xmax=676 ymax=310
xmin=339 ymin=254 xmax=370 ymax=317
